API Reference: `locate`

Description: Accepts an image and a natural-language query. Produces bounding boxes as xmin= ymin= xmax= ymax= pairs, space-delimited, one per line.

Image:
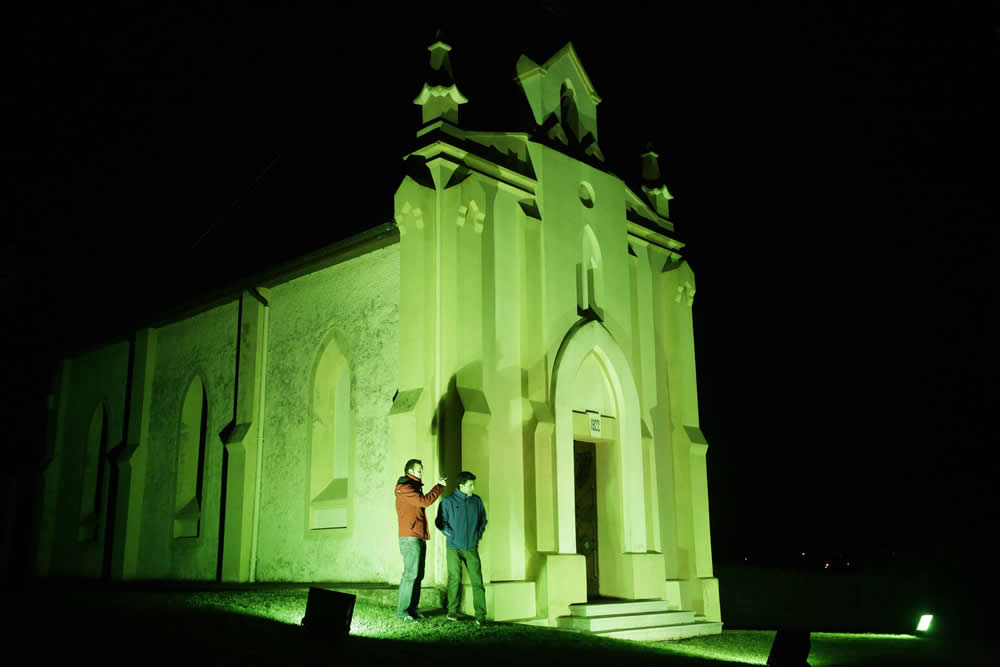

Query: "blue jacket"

xmin=437 ymin=488 xmax=487 ymax=551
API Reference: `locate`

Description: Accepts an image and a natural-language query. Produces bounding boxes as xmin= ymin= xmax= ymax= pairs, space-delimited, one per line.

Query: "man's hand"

xmin=438 ymin=476 xmax=447 ymax=486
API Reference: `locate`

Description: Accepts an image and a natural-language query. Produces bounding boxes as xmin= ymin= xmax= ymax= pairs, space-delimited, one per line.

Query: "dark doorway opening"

xmin=574 ymin=440 xmax=599 ymax=599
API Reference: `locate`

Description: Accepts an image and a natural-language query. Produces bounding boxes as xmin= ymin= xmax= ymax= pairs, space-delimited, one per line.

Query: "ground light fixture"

xmin=766 ymin=628 xmax=811 ymax=666
xmin=916 ymin=614 xmax=933 ymax=633
xmin=301 ymin=587 xmax=356 ymax=640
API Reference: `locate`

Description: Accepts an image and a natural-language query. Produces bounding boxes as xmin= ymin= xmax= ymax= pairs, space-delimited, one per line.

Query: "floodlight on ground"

xmin=766 ymin=628 xmax=811 ymax=666
xmin=301 ymin=587 xmax=356 ymax=640
xmin=916 ymin=614 xmax=933 ymax=632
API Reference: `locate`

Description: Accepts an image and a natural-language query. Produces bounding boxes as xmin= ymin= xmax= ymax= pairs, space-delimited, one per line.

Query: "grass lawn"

xmin=11 ymin=586 xmax=989 ymax=666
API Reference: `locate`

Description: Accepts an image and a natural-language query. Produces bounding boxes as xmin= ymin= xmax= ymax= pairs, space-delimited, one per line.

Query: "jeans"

xmin=447 ymin=547 xmax=487 ymax=621
xmin=396 ymin=537 xmax=426 ymax=618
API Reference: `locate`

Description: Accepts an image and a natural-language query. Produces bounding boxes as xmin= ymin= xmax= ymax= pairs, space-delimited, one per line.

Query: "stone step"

xmin=569 ymin=599 xmax=672 ymax=617
xmin=593 ymin=621 xmax=725 ymax=642
xmin=558 ymin=610 xmax=696 ymax=632
xmin=508 ymin=616 xmax=553 ymax=627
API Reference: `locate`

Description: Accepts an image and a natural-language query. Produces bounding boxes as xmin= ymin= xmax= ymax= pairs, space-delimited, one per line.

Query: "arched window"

xmin=174 ymin=377 xmax=207 ymax=538
xmin=310 ymin=338 xmax=351 ymax=530
xmin=577 ymin=224 xmax=605 ymax=321
xmin=560 ymin=80 xmax=580 ymax=141
xmin=79 ymin=403 xmax=108 ymax=542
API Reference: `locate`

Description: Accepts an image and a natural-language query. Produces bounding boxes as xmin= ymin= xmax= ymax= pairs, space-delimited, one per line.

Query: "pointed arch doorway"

xmin=551 ymin=319 xmax=663 ymax=601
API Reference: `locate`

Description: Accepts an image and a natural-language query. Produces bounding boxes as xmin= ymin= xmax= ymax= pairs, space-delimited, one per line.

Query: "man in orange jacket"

xmin=395 ymin=458 xmax=446 ymax=620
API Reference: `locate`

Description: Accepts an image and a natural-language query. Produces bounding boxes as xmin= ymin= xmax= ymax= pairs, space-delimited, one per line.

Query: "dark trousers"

xmin=396 ymin=537 xmax=426 ymax=618
xmin=447 ymin=547 xmax=487 ymax=621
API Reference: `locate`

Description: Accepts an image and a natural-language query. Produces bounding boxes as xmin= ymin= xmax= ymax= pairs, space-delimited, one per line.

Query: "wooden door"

xmin=574 ymin=440 xmax=599 ymax=598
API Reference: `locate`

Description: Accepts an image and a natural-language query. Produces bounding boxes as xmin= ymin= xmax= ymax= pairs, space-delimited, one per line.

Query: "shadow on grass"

xmin=10 ymin=587 xmax=990 ymax=667
xmin=9 ymin=590 xmax=735 ymax=667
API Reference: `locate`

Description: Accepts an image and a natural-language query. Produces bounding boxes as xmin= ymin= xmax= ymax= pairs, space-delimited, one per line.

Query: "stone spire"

xmin=413 ymin=29 xmax=468 ymax=125
xmin=640 ymin=141 xmax=673 ymax=219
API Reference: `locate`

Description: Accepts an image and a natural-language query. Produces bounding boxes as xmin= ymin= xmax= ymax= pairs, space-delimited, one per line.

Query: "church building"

xmin=36 ymin=38 xmax=722 ymax=638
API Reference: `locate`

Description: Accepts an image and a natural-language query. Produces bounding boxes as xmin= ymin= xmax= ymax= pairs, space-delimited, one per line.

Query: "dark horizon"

xmin=5 ymin=3 xmax=996 ymax=584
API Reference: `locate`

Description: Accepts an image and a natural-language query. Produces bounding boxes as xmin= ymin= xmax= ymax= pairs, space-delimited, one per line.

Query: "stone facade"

xmin=37 ymin=41 xmax=720 ymax=628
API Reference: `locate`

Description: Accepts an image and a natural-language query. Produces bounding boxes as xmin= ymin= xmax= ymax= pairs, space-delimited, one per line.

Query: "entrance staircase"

xmin=553 ymin=598 xmax=722 ymax=641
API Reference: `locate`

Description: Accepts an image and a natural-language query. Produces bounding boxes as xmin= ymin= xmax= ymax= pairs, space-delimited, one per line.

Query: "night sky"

xmin=6 ymin=3 xmax=996 ymax=584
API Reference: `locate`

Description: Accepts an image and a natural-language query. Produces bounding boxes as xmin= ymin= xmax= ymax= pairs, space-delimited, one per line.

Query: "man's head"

xmin=405 ymin=459 xmax=423 ymax=479
xmin=457 ymin=471 xmax=476 ymax=495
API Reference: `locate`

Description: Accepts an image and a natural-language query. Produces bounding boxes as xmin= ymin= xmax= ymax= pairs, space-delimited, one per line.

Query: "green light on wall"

xmin=917 ymin=615 xmax=933 ymax=632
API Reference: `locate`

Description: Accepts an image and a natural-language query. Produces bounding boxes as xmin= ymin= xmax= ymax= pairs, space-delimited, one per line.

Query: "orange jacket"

xmin=395 ymin=474 xmax=443 ymax=539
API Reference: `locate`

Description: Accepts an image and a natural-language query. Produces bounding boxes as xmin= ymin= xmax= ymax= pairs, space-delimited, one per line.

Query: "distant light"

xmin=801 ymin=552 xmax=806 ymax=556
xmin=917 ymin=615 xmax=933 ymax=632
xmin=824 ymin=563 xmax=830 ymax=569
xmin=846 ymin=562 xmax=851 ymax=566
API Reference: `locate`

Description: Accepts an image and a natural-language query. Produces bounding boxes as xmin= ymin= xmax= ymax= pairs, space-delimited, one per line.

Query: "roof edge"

xmin=62 ymin=223 xmax=400 ymax=361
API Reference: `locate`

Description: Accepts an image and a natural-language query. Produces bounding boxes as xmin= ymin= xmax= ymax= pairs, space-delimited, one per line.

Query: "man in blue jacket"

xmin=437 ymin=471 xmax=488 ymax=625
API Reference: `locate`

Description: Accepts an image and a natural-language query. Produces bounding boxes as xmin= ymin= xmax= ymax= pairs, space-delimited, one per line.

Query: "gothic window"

xmin=78 ymin=403 xmax=108 ymax=542
xmin=310 ymin=338 xmax=351 ymax=530
xmin=174 ymin=377 xmax=207 ymax=538
xmin=560 ymin=81 xmax=581 ymax=141
xmin=577 ymin=224 xmax=605 ymax=321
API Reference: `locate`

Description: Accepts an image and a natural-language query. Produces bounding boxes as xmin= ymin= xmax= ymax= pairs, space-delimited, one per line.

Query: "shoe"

xmin=475 ymin=619 xmax=486 ymax=627
xmin=398 ymin=615 xmax=416 ymax=622
xmin=447 ymin=614 xmax=460 ymax=621
xmin=411 ymin=611 xmax=426 ymax=620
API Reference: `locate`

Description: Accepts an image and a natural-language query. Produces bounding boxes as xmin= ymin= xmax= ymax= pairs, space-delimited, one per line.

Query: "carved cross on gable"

xmin=394 ymin=201 xmax=424 ymax=236
xmin=456 ymin=200 xmax=485 ymax=233
xmin=675 ymin=280 xmax=696 ymax=306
